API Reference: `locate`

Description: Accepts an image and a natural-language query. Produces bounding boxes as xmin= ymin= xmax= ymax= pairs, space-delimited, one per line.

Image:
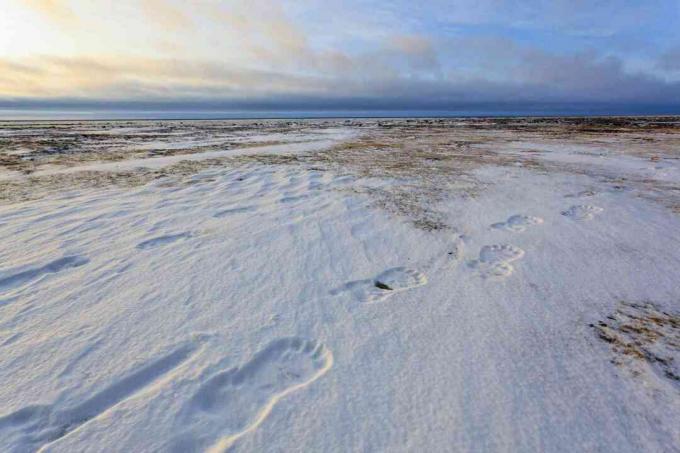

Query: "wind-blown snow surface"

xmin=1 ymin=118 xmax=679 ymax=452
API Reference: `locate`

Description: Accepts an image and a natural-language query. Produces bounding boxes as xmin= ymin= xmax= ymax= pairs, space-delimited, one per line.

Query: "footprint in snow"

xmin=479 ymin=244 xmax=525 ymax=263
xmin=422 ymin=234 xmax=467 ymax=271
xmin=470 ymin=244 xmax=525 ymax=279
xmin=446 ymin=234 xmax=467 ymax=262
xmin=562 ymin=205 xmax=603 ymax=221
xmin=171 ymin=337 xmax=332 ymax=452
xmin=331 ymin=267 xmax=427 ymax=303
xmin=492 ymin=214 xmax=544 ymax=232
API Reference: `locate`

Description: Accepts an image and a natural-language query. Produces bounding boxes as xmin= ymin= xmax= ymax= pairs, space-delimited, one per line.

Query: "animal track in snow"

xmin=0 ymin=255 xmax=89 ymax=292
xmin=562 ymin=205 xmax=603 ymax=221
xmin=479 ymin=244 xmax=525 ymax=263
xmin=374 ymin=267 xmax=428 ymax=291
xmin=422 ymin=236 xmax=466 ymax=273
xmin=470 ymin=244 xmax=525 ymax=279
xmin=0 ymin=343 xmax=198 ymax=452
xmin=331 ymin=267 xmax=427 ymax=303
xmin=172 ymin=337 xmax=332 ymax=452
xmin=136 ymin=232 xmax=192 ymax=250
xmin=564 ymin=189 xmax=597 ymax=198
xmin=492 ymin=214 xmax=544 ymax=232
xmin=446 ymin=234 xmax=467 ymax=262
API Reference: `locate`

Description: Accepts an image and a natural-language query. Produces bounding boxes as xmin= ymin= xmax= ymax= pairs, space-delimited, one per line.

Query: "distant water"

xmin=1 ymin=104 xmax=679 ymax=120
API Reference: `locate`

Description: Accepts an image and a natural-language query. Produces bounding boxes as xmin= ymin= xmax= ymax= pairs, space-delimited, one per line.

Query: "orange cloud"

xmin=0 ymin=55 xmax=330 ymax=99
xmin=21 ymin=0 xmax=76 ymax=24
xmin=139 ymin=0 xmax=192 ymax=31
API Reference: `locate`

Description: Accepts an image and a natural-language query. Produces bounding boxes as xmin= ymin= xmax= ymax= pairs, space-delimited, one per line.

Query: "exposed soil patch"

xmin=3 ymin=117 xmax=680 ymax=226
xmin=593 ymin=301 xmax=680 ymax=390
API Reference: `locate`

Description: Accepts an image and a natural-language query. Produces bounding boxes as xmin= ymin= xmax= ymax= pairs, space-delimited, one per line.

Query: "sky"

xmin=1 ymin=0 xmax=680 ymax=115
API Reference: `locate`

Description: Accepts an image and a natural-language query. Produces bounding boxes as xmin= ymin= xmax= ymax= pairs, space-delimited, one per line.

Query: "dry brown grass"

xmin=593 ymin=301 xmax=680 ymax=386
xmin=3 ymin=117 xmax=680 ymax=224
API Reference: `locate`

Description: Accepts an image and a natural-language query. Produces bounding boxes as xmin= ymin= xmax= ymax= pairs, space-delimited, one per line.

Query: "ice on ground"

xmin=1 ymin=117 xmax=679 ymax=452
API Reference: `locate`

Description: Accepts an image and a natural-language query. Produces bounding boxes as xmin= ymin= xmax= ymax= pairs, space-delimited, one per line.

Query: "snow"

xmin=0 ymin=119 xmax=679 ymax=452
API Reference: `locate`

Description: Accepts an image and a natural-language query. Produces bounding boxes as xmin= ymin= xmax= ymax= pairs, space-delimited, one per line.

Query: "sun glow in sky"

xmin=1 ymin=0 xmax=680 ymax=111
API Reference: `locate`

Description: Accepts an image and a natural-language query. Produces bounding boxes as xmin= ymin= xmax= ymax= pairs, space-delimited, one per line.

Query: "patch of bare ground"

xmin=0 ymin=118 xmax=328 ymax=174
xmin=295 ymin=126 xmax=579 ymax=229
xmin=0 ymin=159 xmax=222 ymax=203
xmin=592 ymin=301 xmax=680 ymax=391
xmin=223 ymin=131 xmax=503 ymax=230
xmin=3 ymin=140 xmax=293 ymax=175
xmin=310 ymin=139 xmax=495 ymax=228
xmin=3 ymin=117 xmax=680 ymax=223
xmin=636 ymin=180 xmax=680 ymax=215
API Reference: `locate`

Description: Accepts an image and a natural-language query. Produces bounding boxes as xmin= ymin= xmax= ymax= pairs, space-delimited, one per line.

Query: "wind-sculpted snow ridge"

xmin=0 ymin=255 xmax=89 ymax=295
xmin=213 ymin=205 xmax=257 ymax=218
xmin=171 ymin=337 xmax=333 ymax=452
xmin=136 ymin=232 xmax=194 ymax=250
xmin=0 ymin=341 xmax=200 ymax=452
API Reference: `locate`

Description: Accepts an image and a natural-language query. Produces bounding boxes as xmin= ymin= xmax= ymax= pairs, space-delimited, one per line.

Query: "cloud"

xmin=387 ymin=35 xmax=440 ymax=73
xmin=20 ymin=0 xmax=76 ymax=24
xmin=139 ymin=0 xmax=192 ymax=31
xmin=2 ymin=0 xmax=679 ymax=111
xmin=1 ymin=48 xmax=678 ymax=108
xmin=0 ymin=55 xmax=331 ymax=99
xmin=657 ymin=47 xmax=680 ymax=72
xmin=200 ymin=1 xmax=326 ymax=72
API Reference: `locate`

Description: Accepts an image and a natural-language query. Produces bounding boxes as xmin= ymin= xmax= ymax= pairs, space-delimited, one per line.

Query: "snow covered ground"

xmin=0 ymin=118 xmax=679 ymax=452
